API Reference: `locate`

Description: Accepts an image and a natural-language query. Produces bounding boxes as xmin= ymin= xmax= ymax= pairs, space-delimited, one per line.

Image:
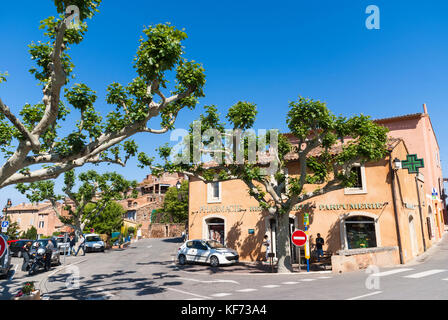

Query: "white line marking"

xmin=178 ymin=277 xmax=239 ymax=284
xmin=211 ymin=293 xmax=232 ymax=297
xmin=236 ymin=288 xmax=258 ymax=292
xmin=301 ymin=279 xmax=315 ymax=282
xmin=262 ymin=285 xmax=280 ymax=288
xmin=147 ymin=245 xmax=152 ymax=248
xmin=404 ymin=269 xmax=447 ymax=279
xmin=317 ymin=276 xmax=332 ymax=279
xmin=371 ymin=268 xmax=414 ymax=277
xmin=282 ymin=281 xmax=299 ymax=285
xmin=293 ymin=236 xmax=306 ymax=240
xmin=346 ymin=291 xmax=382 ymax=300
xmin=163 ymin=287 xmax=211 ymax=300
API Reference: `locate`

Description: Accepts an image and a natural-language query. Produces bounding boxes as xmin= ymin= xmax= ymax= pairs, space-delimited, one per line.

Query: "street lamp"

xmin=2 ymin=198 xmax=12 ymax=221
xmin=393 ymin=158 xmax=402 ymax=171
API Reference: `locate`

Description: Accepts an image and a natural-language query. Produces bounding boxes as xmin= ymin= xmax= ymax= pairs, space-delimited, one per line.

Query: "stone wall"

xmin=331 ymin=246 xmax=400 ymax=273
xmin=148 ymin=223 xmax=186 ymax=238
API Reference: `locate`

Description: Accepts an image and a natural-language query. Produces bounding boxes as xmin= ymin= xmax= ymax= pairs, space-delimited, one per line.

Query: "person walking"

xmin=263 ymin=235 xmax=271 ymax=262
xmin=75 ymin=234 xmax=86 ymax=256
xmin=315 ymin=233 xmax=325 ymax=262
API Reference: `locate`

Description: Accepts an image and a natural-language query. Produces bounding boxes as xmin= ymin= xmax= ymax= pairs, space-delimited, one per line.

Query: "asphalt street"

xmin=2 ymin=233 xmax=448 ymax=300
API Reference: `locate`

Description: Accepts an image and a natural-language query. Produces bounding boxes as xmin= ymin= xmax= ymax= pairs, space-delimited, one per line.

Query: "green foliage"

xmin=226 ymin=101 xmax=257 ymax=130
xmin=84 ymin=201 xmax=124 ymax=236
xmin=159 ymin=181 xmax=189 ymax=223
xmin=21 ymin=226 xmax=38 ymax=240
xmin=4 ymin=216 xmax=20 ymax=240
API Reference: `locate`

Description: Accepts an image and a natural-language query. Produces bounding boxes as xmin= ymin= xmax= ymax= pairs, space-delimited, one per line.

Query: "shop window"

xmin=205 ymin=217 xmax=225 ymax=245
xmin=345 ymin=216 xmax=377 ymax=249
xmin=207 ymin=182 xmax=221 ymax=203
xmin=344 ymin=164 xmax=367 ymax=194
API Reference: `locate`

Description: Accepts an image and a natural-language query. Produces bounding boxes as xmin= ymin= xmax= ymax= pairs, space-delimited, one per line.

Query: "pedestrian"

xmin=263 ymin=235 xmax=271 ymax=261
xmin=75 ymin=234 xmax=86 ymax=256
xmin=69 ymin=234 xmax=76 ymax=256
xmin=315 ymin=233 xmax=325 ymax=262
xmin=181 ymin=231 xmax=185 ymax=242
xmin=21 ymin=241 xmax=32 ymax=272
xmin=45 ymin=239 xmax=54 ymax=270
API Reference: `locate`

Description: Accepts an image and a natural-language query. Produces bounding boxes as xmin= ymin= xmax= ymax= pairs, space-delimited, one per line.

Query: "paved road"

xmin=2 ymin=233 xmax=448 ymax=300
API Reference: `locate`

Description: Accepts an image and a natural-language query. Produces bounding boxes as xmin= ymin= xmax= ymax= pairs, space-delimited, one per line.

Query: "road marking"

xmin=301 ymin=279 xmax=315 ymax=282
xmin=371 ymin=268 xmax=414 ymax=277
xmin=317 ymin=276 xmax=332 ymax=279
xmin=346 ymin=291 xmax=382 ymax=300
xmin=236 ymin=288 xmax=257 ymax=292
xmin=97 ymin=287 xmax=115 ymax=299
xmin=211 ymin=293 xmax=232 ymax=297
xmin=404 ymin=269 xmax=447 ymax=279
xmin=262 ymin=285 xmax=280 ymax=288
xmin=147 ymin=245 xmax=152 ymax=248
xmin=282 ymin=281 xmax=299 ymax=285
xmin=163 ymin=287 xmax=211 ymax=300
xmin=178 ymin=277 xmax=239 ymax=284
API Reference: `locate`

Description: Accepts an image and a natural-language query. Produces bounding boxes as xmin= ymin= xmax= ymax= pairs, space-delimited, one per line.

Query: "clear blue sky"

xmin=1 ymin=0 xmax=448 ymax=206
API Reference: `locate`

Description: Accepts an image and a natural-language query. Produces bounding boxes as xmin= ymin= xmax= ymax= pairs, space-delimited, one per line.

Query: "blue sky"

xmin=0 ymin=0 xmax=448 ymax=205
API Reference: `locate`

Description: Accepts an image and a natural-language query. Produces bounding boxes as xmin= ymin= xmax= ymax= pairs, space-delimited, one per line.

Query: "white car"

xmin=84 ymin=233 xmax=105 ymax=253
xmin=177 ymin=239 xmax=239 ymax=267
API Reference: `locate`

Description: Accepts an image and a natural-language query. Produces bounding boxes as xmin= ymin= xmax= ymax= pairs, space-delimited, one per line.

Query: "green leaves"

xmin=134 ymin=23 xmax=187 ymax=82
xmin=0 ymin=71 xmax=8 ymax=83
xmin=226 ymin=101 xmax=257 ymax=130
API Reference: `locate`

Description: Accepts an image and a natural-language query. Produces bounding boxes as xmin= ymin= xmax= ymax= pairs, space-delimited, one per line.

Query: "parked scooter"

xmin=28 ymin=243 xmax=50 ymax=276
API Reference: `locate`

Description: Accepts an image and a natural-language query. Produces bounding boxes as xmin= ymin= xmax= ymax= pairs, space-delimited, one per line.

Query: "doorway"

xmin=408 ymin=215 xmax=418 ymax=257
xmin=206 ymin=217 xmax=225 ymax=245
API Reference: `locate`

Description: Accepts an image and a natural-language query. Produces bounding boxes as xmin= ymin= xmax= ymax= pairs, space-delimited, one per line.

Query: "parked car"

xmin=54 ymin=236 xmax=70 ymax=254
xmin=32 ymin=239 xmax=61 ymax=265
xmin=84 ymin=234 xmax=105 ymax=253
xmin=177 ymin=239 xmax=239 ymax=267
xmin=0 ymin=241 xmax=11 ymax=279
xmin=8 ymin=239 xmax=33 ymax=258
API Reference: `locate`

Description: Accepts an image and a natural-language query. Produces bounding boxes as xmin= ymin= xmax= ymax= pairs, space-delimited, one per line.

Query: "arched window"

xmin=345 ymin=216 xmax=377 ymax=249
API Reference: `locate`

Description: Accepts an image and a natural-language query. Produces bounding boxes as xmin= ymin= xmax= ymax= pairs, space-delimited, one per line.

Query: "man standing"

xmin=315 ymin=233 xmax=325 ymax=262
xmin=69 ymin=235 xmax=76 ymax=256
xmin=263 ymin=235 xmax=271 ymax=261
xmin=45 ymin=240 xmax=54 ymax=270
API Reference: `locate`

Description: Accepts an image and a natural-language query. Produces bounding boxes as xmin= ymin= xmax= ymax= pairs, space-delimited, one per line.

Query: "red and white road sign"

xmin=0 ymin=234 xmax=7 ymax=259
xmin=291 ymin=230 xmax=307 ymax=247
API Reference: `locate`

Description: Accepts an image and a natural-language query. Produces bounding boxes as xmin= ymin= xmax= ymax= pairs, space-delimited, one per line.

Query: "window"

xmin=344 ymin=164 xmax=367 ymax=194
xmin=345 ymin=216 xmax=377 ymax=249
xmin=38 ymin=221 xmax=45 ymax=228
xmin=207 ymin=182 xmax=221 ymax=203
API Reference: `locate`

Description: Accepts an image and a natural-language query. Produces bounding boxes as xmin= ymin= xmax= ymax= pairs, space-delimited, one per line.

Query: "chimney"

xmin=423 ymin=103 xmax=428 ymax=114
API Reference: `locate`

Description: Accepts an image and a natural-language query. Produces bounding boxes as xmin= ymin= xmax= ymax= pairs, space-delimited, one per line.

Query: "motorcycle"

xmin=28 ymin=247 xmax=50 ymax=276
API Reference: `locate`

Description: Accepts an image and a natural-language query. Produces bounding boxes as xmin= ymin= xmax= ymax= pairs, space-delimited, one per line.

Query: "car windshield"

xmin=206 ymin=240 xmax=225 ymax=249
xmin=86 ymin=236 xmax=101 ymax=242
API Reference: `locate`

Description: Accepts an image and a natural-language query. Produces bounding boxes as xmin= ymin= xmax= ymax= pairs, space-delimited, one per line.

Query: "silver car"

xmin=177 ymin=239 xmax=239 ymax=267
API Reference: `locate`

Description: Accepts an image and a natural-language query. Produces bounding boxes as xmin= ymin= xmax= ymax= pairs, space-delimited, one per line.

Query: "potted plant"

xmin=12 ymin=281 xmax=41 ymax=300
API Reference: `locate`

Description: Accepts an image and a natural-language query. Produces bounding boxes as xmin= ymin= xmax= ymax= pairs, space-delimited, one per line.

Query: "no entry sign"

xmin=291 ymin=230 xmax=307 ymax=247
xmin=0 ymin=234 xmax=7 ymax=259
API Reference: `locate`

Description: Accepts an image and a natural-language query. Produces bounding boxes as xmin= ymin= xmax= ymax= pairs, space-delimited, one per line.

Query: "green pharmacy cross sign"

xmin=401 ymin=154 xmax=424 ymax=174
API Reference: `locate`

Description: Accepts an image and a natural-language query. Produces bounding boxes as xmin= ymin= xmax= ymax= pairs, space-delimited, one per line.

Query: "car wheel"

xmin=17 ymin=251 xmax=22 ymax=258
xmin=178 ymin=254 xmax=186 ymax=265
xmin=210 ymin=256 xmax=219 ymax=268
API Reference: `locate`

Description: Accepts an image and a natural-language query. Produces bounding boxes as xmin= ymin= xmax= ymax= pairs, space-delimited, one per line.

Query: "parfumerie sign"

xmin=196 ymin=202 xmax=385 ymax=214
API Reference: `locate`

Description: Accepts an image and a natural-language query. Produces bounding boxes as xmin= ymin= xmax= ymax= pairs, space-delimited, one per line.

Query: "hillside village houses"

xmin=187 ymin=105 xmax=447 ymax=273
xmin=6 ymin=172 xmax=186 ymax=239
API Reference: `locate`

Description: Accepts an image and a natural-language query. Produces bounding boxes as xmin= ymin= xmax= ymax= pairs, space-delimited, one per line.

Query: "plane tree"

xmin=149 ymin=97 xmax=389 ymax=273
xmin=16 ymin=169 xmax=137 ymax=245
xmin=0 ymin=0 xmax=205 ymax=189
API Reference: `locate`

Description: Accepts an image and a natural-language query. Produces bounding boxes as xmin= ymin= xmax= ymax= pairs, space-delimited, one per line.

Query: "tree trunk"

xmin=276 ymin=211 xmax=293 ymax=273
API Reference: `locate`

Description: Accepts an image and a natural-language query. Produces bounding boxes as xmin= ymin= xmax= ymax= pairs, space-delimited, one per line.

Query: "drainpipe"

xmin=389 ymin=157 xmax=404 ymax=264
xmin=415 ymin=176 xmax=427 ymax=252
